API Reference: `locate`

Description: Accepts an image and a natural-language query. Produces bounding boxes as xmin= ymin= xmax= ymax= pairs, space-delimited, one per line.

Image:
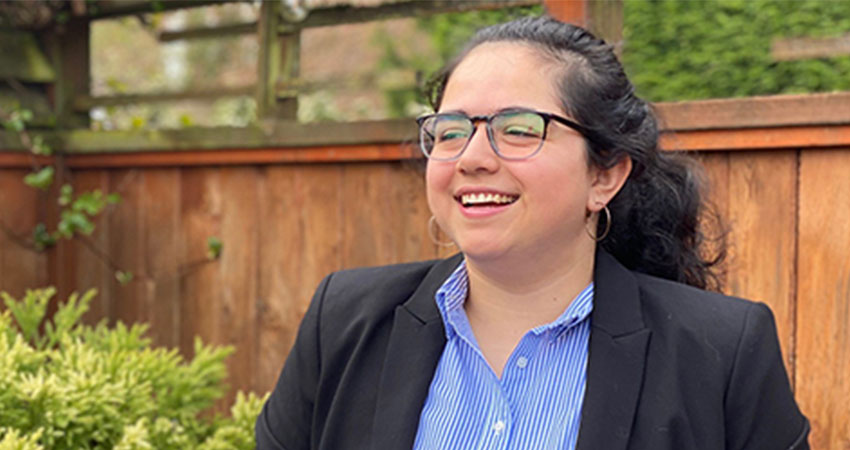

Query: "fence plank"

xmin=141 ymin=169 xmax=181 ymax=347
xmin=218 ymin=167 xmax=260 ymax=403
xmin=796 ymin=148 xmax=850 ymax=449
xmin=388 ymin=163 xmax=440 ymax=263
xmin=256 ymin=165 xmax=300 ymax=392
xmin=340 ymin=162 xmax=435 ymax=268
xmin=0 ymin=169 xmax=46 ymax=297
xmin=71 ymin=170 xmax=113 ymax=324
xmin=340 ymin=164 xmax=388 ymax=267
xmin=255 ymin=164 xmax=343 ymax=393
xmin=695 ymin=151 xmax=730 ymax=290
xmin=725 ymin=151 xmax=797 ymax=374
xmin=178 ymin=168 xmax=223 ymax=356
xmin=108 ymin=169 xmax=147 ymax=326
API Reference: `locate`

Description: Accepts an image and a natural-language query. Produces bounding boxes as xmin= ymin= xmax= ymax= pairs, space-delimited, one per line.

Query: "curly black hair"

xmin=424 ymin=15 xmax=726 ymax=290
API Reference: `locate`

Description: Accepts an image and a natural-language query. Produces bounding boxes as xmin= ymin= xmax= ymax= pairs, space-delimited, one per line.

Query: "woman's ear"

xmin=588 ymin=156 xmax=632 ymax=211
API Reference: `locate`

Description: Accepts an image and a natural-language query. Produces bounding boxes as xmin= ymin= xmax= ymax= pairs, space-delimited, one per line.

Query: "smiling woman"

xmin=256 ymin=16 xmax=810 ymax=450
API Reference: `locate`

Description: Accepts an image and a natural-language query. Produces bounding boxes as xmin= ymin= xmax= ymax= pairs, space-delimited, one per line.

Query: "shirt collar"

xmin=434 ymin=259 xmax=594 ymax=340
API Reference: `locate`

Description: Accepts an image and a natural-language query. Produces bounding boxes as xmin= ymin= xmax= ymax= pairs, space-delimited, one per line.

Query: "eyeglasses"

xmin=416 ymin=108 xmax=589 ymax=161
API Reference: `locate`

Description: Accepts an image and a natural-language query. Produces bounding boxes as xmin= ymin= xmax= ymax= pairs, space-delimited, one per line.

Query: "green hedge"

xmin=623 ymin=0 xmax=850 ymax=101
xmin=0 ymin=288 xmax=266 ymax=450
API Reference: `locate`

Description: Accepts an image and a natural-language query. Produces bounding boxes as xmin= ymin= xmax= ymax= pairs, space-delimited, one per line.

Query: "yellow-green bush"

xmin=0 ymin=288 xmax=267 ymax=450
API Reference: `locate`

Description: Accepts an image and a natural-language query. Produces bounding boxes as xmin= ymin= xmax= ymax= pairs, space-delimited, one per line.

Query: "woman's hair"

xmin=424 ymin=15 xmax=726 ymax=291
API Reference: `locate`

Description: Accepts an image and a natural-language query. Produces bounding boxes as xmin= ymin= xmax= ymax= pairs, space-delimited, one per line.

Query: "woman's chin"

xmin=456 ymin=239 xmax=513 ymax=263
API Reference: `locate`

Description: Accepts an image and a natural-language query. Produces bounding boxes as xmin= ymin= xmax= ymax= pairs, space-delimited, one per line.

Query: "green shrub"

xmin=623 ymin=0 xmax=850 ymax=101
xmin=0 ymin=288 xmax=267 ymax=450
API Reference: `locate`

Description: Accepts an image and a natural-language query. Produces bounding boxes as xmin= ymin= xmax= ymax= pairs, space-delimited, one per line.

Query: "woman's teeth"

xmin=460 ymin=193 xmax=518 ymax=206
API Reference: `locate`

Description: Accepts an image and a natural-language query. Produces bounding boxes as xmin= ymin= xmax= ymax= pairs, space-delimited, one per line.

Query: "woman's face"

xmin=426 ymin=42 xmax=599 ymax=264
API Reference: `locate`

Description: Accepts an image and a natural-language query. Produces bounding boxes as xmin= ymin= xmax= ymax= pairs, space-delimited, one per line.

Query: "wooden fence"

xmin=1 ymin=93 xmax=849 ymax=448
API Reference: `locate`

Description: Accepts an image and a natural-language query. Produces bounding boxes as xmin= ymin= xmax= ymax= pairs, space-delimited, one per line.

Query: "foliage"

xmin=0 ymin=106 xmax=131 ymax=283
xmin=623 ymin=0 xmax=850 ymax=101
xmin=374 ymin=6 xmax=543 ymax=118
xmin=206 ymin=236 xmax=223 ymax=260
xmin=0 ymin=288 xmax=267 ymax=450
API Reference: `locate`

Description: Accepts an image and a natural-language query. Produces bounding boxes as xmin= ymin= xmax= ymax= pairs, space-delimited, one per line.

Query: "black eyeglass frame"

xmin=415 ymin=108 xmax=590 ymax=161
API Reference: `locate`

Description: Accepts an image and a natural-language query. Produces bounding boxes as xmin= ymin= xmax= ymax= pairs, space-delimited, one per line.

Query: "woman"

xmin=256 ymin=16 xmax=809 ymax=449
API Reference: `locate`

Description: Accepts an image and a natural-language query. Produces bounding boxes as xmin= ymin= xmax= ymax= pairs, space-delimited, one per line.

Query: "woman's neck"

xmin=463 ymin=241 xmax=596 ymax=332
xmin=461 ymin=241 xmax=596 ymax=378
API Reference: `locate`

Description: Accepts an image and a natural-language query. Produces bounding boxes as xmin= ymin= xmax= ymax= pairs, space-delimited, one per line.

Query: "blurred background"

xmin=5 ymin=0 xmax=847 ymax=129
xmin=1 ymin=0 xmax=848 ymax=448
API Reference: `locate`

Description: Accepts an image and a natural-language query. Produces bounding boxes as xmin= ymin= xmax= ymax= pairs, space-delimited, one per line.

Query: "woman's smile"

xmin=454 ymin=187 xmax=519 ymax=218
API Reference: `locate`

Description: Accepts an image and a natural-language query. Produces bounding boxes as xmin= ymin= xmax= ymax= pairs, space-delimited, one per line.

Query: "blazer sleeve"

xmin=723 ymin=302 xmax=810 ymax=450
xmin=256 ymin=274 xmax=330 ymax=450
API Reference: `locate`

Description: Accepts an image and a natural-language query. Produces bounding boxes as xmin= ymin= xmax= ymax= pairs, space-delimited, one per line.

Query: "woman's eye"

xmin=503 ymin=125 xmax=541 ymax=138
xmin=438 ymin=129 xmax=469 ymax=141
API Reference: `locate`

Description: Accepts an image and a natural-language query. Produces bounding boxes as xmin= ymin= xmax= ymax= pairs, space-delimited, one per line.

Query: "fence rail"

xmin=3 ymin=92 xmax=850 ymax=161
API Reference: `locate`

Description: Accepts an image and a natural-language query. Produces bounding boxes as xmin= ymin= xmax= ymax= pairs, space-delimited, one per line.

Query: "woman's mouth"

xmin=456 ymin=192 xmax=519 ymax=207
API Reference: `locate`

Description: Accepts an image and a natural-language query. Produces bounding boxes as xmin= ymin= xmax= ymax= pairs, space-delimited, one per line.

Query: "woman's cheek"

xmin=425 ymin=162 xmax=454 ymax=218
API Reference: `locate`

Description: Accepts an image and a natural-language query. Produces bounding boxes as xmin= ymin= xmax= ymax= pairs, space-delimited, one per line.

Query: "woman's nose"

xmin=456 ymin=124 xmax=500 ymax=174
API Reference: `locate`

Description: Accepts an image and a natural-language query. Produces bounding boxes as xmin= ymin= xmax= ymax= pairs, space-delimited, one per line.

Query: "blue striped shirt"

xmin=413 ymin=260 xmax=594 ymax=450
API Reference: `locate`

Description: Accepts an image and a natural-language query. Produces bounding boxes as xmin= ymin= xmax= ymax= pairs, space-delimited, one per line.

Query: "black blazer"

xmin=256 ymin=251 xmax=809 ymax=449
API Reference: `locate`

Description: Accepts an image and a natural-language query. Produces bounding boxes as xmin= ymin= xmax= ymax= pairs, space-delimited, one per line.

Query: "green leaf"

xmin=115 ymin=270 xmax=134 ymax=285
xmin=2 ymin=117 xmax=24 ymax=132
xmin=31 ymin=135 xmax=52 ymax=156
xmin=73 ymin=190 xmax=106 ymax=215
xmin=107 ymin=193 xmax=122 ymax=204
xmin=58 ymin=209 xmax=95 ymax=237
xmin=106 ymin=77 xmax=129 ymax=93
xmin=131 ymin=116 xmax=146 ymax=129
xmin=1 ymin=109 xmax=32 ymax=132
xmin=1 ymin=287 xmax=55 ymax=345
xmin=24 ymin=166 xmax=55 ymax=191
xmin=33 ymin=223 xmax=57 ymax=251
xmin=59 ymin=184 xmax=74 ymax=206
xmin=206 ymin=236 xmax=222 ymax=260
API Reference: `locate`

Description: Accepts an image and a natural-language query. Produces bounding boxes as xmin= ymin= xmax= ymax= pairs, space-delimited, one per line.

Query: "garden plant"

xmin=0 ymin=288 xmax=266 ymax=450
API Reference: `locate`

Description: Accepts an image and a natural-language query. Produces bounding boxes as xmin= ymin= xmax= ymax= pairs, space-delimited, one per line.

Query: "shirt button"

xmin=516 ymin=356 xmax=528 ymax=368
xmin=492 ymin=420 xmax=506 ymax=434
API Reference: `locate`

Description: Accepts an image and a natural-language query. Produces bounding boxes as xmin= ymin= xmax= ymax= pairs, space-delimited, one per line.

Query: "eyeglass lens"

xmin=420 ymin=111 xmax=546 ymax=160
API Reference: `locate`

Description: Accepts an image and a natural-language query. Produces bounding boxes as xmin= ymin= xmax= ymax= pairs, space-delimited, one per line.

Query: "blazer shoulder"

xmin=632 ymin=272 xmax=770 ymax=363
xmin=635 ymin=272 xmax=756 ymax=328
xmin=324 ymin=259 xmax=442 ymax=303
xmin=317 ymin=257 xmax=458 ymax=329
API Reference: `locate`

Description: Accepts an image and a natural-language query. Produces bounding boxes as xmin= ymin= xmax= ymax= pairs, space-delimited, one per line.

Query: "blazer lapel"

xmin=371 ymin=255 xmax=463 ymax=450
xmin=576 ymin=251 xmax=651 ymax=450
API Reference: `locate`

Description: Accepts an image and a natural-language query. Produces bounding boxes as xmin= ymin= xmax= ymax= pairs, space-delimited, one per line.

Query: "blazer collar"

xmin=401 ymin=253 xmax=465 ymax=324
xmin=371 ymin=254 xmax=463 ymax=449
xmin=575 ymin=249 xmax=651 ymax=450
xmin=591 ymin=249 xmax=647 ymax=336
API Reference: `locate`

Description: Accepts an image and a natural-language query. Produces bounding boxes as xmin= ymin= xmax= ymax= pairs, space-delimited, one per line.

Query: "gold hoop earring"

xmin=428 ymin=216 xmax=456 ymax=247
xmin=585 ymin=205 xmax=612 ymax=242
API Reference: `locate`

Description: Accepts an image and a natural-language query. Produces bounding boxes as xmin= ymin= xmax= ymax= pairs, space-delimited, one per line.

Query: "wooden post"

xmin=277 ymin=32 xmax=300 ymax=119
xmin=544 ymin=0 xmax=623 ymax=47
xmin=45 ymin=17 xmax=91 ymax=129
xmin=256 ymin=1 xmax=299 ymax=120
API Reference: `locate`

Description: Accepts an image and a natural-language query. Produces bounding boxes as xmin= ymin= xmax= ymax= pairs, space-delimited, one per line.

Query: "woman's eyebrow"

xmin=495 ymin=105 xmax=539 ymax=113
xmin=437 ymin=109 xmax=468 ymax=115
